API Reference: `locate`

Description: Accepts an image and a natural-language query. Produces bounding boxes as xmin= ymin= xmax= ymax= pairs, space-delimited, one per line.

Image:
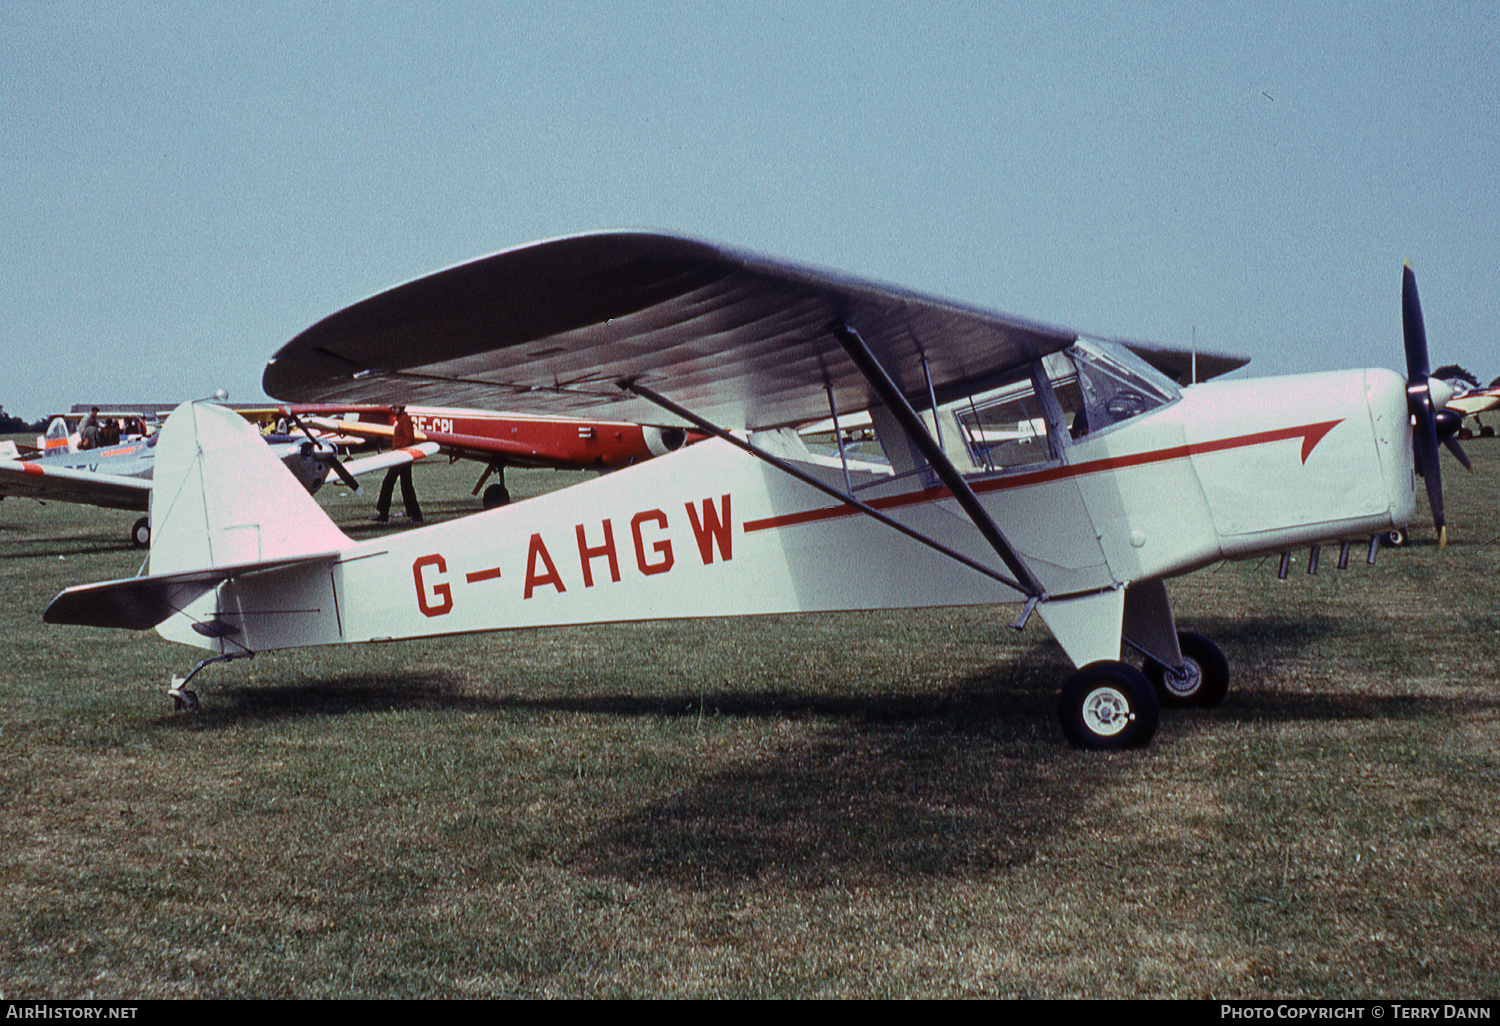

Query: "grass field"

xmin=2 ymin=443 xmax=1497 ymax=998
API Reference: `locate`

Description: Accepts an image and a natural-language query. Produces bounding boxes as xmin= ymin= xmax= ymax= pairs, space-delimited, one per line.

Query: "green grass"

xmin=1 ymin=447 xmax=1497 ymax=997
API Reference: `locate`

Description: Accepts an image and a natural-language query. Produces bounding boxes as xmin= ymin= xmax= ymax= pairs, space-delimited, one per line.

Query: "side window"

xmin=953 ymin=376 xmax=1054 ymax=472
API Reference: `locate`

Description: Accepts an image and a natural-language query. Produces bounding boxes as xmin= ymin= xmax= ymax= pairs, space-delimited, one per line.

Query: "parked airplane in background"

xmin=2 ymin=411 xmax=438 ymax=546
xmin=45 ymin=233 xmax=1458 ymax=749
xmin=1444 ymin=383 xmax=1500 ymax=438
xmin=292 ymin=405 xmax=696 ymax=507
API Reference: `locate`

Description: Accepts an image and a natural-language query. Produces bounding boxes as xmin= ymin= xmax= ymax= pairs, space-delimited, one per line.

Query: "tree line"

xmin=0 ymin=407 xmax=49 ymax=434
xmin=1434 ymin=365 xmax=1500 ymax=390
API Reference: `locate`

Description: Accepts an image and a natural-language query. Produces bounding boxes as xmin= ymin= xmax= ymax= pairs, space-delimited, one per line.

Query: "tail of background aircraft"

xmin=149 ymin=402 xmax=353 ymax=576
xmin=40 ymin=417 xmax=74 ymax=456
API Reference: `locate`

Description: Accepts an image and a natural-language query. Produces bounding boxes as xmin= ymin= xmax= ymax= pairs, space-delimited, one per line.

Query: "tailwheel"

xmin=163 ymin=652 xmax=250 ymax=712
xmin=1144 ymin=631 xmax=1229 ymax=708
xmin=1059 ymin=661 xmax=1159 ymax=749
xmin=168 ymin=677 xmax=199 ymax=712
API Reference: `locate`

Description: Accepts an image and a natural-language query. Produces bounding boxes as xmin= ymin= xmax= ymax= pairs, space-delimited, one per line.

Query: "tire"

xmin=1144 ymin=631 xmax=1229 ymax=708
xmin=1059 ymin=661 xmax=1159 ymax=749
xmin=1381 ymin=528 xmax=1407 ymax=548
xmin=482 ymin=484 xmax=511 ymax=509
xmin=131 ymin=517 xmax=151 ymax=548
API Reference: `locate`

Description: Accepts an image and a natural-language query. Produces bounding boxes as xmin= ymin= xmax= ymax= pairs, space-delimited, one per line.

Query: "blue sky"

xmin=4 ymin=1 xmax=1497 ymax=419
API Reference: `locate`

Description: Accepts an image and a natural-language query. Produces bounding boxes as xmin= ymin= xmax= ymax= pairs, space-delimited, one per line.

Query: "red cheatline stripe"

xmin=744 ymin=419 xmax=1343 ymax=534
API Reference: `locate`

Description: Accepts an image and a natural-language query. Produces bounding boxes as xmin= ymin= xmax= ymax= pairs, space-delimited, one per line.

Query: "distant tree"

xmin=0 ymin=406 xmax=43 ymax=434
xmin=1433 ymin=364 xmax=1478 ymax=387
xmin=1491 ymin=375 xmax=1500 ymax=389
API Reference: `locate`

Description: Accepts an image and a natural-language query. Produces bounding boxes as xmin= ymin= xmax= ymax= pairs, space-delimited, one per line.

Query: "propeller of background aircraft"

xmin=1403 ymin=262 xmax=1470 ymax=549
xmin=282 ymin=409 xmax=363 ymax=494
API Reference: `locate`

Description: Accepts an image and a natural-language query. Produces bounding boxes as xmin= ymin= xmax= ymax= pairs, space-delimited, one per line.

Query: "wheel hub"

xmin=1163 ymin=658 xmax=1203 ymax=699
xmin=1081 ymin=686 xmax=1134 ymax=737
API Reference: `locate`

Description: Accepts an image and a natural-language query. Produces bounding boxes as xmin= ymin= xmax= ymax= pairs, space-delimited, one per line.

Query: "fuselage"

xmin=155 ymin=359 xmax=1416 ymax=656
xmin=340 ymin=405 xmax=690 ymax=469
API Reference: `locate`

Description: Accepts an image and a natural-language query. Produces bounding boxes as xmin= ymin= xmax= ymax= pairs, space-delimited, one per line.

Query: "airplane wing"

xmin=1447 ymin=389 xmax=1500 ymax=417
xmin=0 ymin=459 xmax=151 ymax=512
xmin=333 ymin=441 xmax=442 ymax=477
xmin=264 ymin=230 xmax=1247 ymax=432
xmin=1115 ymin=339 xmax=1249 ymax=386
xmin=0 ymin=435 xmax=433 ymax=512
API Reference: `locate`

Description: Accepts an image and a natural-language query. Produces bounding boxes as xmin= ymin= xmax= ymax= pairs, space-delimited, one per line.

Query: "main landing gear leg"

xmin=475 ymin=464 xmax=511 ymax=509
xmin=1035 ymin=589 xmax=1161 ymax=748
xmin=167 ymin=652 xmax=252 ymax=712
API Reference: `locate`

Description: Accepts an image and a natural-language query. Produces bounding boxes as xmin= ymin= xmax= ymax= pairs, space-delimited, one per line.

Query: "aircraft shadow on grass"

xmin=567 ymin=654 xmax=1497 ymax=889
xmin=148 ymin=610 xmax=1496 ymax=889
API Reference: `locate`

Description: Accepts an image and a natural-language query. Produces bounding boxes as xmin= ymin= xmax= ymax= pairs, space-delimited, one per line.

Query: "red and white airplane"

xmin=289 ymin=404 xmax=694 ymax=507
xmin=45 ymin=232 xmax=1457 ymax=748
xmin=1443 ymin=383 xmax=1500 ymax=438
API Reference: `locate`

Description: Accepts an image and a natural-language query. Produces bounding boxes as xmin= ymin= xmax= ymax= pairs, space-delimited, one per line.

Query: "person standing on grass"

xmin=372 ymin=404 xmax=424 ymax=524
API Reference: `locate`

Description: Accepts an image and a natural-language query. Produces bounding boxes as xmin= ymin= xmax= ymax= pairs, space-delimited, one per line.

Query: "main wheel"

xmin=482 ymin=484 xmax=511 ymax=509
xmin=1059 ymin=661 xmax=1159 ymax=749
xmin=131 ymin=517 xmax=151 ymax=548
xmin=1144 ymin=631 xmax=1229 ymax=708
xmin=1381 ymin=528 xmax=1408 ymax=547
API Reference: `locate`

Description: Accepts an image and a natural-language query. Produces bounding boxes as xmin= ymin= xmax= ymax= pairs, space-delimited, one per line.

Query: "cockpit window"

xmin=1065 ymin=339 xmax=1179 ymax=436
xmin=917 ymin=338 xmax=1180 ymax=480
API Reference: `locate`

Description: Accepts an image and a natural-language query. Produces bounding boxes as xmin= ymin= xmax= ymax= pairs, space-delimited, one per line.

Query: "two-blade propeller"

xmin=283 ymin=409 xmax=363 ymax=494
xmin=1403 ymin=262 xmax=1469 ymax=549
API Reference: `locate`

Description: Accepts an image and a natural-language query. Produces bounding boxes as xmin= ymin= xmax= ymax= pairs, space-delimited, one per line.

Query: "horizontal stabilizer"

xmin=44 ymin=553 xmax=342 ymax=630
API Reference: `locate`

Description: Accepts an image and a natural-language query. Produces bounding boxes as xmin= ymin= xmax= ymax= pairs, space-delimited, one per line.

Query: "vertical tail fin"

xmin=149 ymin=402 xmax=352 ymax=575
xmin=41 ymin=417 xmax=74 ymax=456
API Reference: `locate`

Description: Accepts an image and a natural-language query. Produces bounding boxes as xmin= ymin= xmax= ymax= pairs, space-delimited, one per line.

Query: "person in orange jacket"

xmin=371 ymin=405 xmax=424 ymax=523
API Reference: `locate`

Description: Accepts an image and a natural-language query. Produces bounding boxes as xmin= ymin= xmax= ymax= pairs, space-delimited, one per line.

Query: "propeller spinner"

xmin=1403 ymin=262 xmax=1468 ymax=549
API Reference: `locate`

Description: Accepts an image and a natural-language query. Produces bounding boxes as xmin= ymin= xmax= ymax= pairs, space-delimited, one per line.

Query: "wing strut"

xmin=825 ymin=382 xmax=855 ymax=495
xmin=829 ymin=323 xmax=1047 ymax=599
xmin=620 ymin=381 xmax=1039 ymax=596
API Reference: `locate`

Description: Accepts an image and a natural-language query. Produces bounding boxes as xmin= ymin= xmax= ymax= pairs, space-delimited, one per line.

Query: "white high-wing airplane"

xmin=44 ymin=233 xmax=1455 ymax=748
